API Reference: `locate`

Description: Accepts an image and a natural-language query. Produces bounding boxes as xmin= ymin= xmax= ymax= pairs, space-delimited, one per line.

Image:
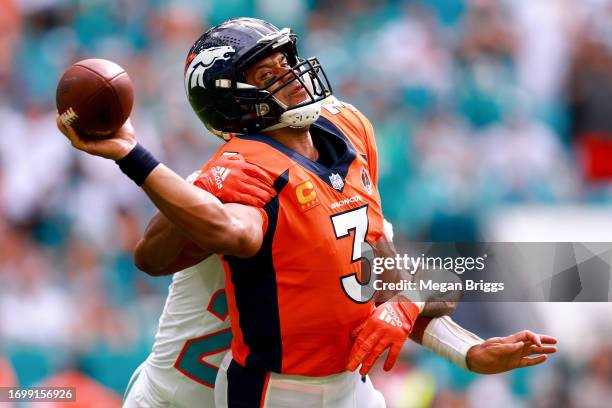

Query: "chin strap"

xmin=262 ymin=102 xmax=322 ymax=132
xmin=208 ymin=100 xmax=323 ymax=139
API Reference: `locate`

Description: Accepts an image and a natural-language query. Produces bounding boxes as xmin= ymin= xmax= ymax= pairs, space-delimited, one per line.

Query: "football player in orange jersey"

xmin=58 ymin=18 xmax=557 ymax=408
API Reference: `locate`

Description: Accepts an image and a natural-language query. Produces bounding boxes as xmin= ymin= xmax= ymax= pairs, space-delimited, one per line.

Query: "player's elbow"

xmin=188 ymin=204 xmax=262 ymax=258
xmin=135 ymin=258 xmax=166 ymax=277
xmin=230 ymin=222 xmax=260 ymax=258
xmin=134 ymin=240 xmax=166 ymax=276
xmin=134 ymin=256 xmax=158 ymax=276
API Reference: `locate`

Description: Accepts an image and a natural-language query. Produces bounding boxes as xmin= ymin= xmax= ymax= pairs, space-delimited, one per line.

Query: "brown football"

xmin=56 ymin=58 xmax=134 ymax=139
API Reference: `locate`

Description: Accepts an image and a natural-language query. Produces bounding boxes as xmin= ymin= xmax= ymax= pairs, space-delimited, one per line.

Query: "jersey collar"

xmin=236 ymin=116 xmax=356 ymax=192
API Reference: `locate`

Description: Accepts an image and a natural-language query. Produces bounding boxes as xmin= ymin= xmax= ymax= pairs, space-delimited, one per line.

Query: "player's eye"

xmin=261 ymin=72 xmax=274 ymax=82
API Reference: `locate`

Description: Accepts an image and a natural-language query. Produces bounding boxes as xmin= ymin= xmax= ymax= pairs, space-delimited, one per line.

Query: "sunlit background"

xmin=2 ymin=0 xmax=612 ymax=406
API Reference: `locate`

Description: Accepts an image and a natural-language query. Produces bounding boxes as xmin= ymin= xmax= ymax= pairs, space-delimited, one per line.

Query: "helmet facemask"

xmin=235 ymin=56 xmax=332 ymax=132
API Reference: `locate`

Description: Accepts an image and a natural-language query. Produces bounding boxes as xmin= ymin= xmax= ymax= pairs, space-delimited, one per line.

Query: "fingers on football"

xmin=120 ymin=118 xmax=135 ymax=136
xmin=359 ymin=339 xmax=391 ymax=376
xmin=56 ymin=113 xmax=92 ymax=150
xmin=383 ymin=342 xmax=403 ymax=372
xmin=56 ymin=114 xmax=77 ymax=144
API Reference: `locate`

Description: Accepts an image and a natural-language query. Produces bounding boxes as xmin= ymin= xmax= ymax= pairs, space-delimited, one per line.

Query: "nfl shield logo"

xmin=329 ymin=173 xmax=344 ymax=191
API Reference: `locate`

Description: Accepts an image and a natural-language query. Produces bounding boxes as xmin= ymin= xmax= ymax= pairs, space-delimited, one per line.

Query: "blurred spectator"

xmin=510 ymin=0 xmax=573 ymax=106
xmin=567 ymin=4 xmax=612 ymax=181
xmin=0 ymin=354 xmax=17 ymax=386
xmin=37 ymin=369 xmax=122 ymax=407
xmin=2 ymin=0 xmax=612 ymax=403
xmin=0 ymin=355 xmax=17 ymax=408
xmin=0 ymin=108 xmax=72 ymax=224
xmin=570 ymin=345 xmax=612 ymax=408
xmin=0 ymin=226 xmax=75 ymax=348
xmin=454 ymin=0 xmax=517 ymax=128
xmin=475 ymin=97 xmax=573 ymax=202
xmin=0 ymin=0 xmax=21 ymax=93
xmin=466 ymin=375 xmax=519 ymax=408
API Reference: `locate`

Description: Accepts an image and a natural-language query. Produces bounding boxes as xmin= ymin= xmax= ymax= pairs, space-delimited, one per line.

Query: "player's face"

xmin=244 ymin=52 xmax=309 ymax=108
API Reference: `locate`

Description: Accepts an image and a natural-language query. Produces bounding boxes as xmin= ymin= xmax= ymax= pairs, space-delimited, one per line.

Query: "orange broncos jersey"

xmin=205 ymin=99 xmax=385 ymax=377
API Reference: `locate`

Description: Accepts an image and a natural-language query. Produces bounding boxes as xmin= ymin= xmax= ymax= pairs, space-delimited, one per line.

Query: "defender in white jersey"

xmin=123 ymin=155 xmax=276 ymax=408
xmin=123 ymin=256 xmax=229 ymax=407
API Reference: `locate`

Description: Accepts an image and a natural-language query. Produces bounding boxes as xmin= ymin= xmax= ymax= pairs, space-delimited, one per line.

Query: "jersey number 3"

xmin=331 ymin=205 xmax=376 ymax=303
xmin=174 ymin=290 xmax=232 ymax=388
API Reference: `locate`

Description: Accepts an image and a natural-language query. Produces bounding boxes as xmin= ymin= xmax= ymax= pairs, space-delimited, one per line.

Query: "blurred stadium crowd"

xmin=2 ymin=0 xmax=612 ymax=406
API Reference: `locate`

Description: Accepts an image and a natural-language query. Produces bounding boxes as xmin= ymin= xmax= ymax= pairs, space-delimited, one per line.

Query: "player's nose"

xmin=275 ymin=66 xmax=295 ymax=84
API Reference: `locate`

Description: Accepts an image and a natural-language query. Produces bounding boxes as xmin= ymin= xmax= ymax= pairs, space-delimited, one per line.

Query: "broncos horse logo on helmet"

xmin=184 ymin=17 xmax=333 ymax=140
xmin=185 ymin=46 xmax=236 ymax=91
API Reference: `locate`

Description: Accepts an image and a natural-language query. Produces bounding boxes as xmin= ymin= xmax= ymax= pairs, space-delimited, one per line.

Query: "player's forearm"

xmin=421 ymin=301 xmax=457 ymax=317
xmin=141 ymin=164 xmax=262 ymax=257
xmin=408 ymin=316 xmax=433 ymax=345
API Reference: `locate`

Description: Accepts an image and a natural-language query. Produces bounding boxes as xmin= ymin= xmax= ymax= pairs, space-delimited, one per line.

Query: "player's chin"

xmin=284 ymin=89 xmax=310 ymax=107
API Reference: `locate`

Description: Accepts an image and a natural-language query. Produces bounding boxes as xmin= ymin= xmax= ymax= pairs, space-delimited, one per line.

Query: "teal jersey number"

xmin=174 ymin=289 xmax=232 ymax=388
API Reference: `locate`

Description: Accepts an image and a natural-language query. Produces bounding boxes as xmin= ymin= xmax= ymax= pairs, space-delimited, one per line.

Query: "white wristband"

xmin=422 ymin=316 xmax=484 ymax=371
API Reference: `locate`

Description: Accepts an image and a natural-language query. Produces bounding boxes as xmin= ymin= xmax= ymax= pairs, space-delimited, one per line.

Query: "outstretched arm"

xmin=134 ymin=155 xmax=275 ymax=275
xmin=140 ymin=164 xmax=263 ymax=256
xmin=410 ymin=316 xmax=558 ymax=374
xmin=57 ymin=117 xmax=264 ymax=258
